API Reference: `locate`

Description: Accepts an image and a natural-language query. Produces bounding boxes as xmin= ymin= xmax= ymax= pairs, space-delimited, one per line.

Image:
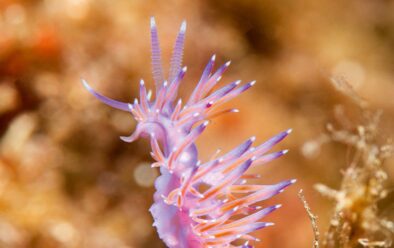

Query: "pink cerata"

xmin=83 ymin=17 xmax=295 ymax=248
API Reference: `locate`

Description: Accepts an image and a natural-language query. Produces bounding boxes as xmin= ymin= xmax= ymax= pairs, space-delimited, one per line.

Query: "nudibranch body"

xmin=83 ymin=17 xmax=295 ymax=248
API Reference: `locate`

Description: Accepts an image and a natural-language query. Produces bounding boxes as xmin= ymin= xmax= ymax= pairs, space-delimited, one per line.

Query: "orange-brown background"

xmin=0 ymin=0 xmax=393 ymax=247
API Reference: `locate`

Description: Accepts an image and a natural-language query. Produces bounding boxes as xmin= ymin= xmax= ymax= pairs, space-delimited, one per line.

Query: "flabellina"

xmin=83 ymin=17 xmax=295 ymax=248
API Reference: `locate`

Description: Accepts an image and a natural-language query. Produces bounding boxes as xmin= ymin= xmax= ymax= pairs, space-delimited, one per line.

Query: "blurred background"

xmin=0 ymin=0 xmax=393 ymax=247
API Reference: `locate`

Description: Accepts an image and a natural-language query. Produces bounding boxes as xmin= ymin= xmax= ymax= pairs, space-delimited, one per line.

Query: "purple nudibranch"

xmin=83 ymin=17 xmax=295 ymax=248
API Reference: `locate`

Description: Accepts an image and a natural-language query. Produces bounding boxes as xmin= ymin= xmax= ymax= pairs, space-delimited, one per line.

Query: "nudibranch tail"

xmin=83 ymin=17 xmax=295 ymax=248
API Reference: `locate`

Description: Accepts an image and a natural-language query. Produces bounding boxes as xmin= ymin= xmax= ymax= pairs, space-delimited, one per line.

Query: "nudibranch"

xmin=83 ymin=17 xmax=295 ymax=248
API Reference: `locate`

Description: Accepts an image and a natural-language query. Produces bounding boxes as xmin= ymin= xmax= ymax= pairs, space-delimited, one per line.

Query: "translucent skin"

xmin=83 ymin=18 xmax=295 ymax=248
xmin=148 ymin=120 xmax=202 ymax=247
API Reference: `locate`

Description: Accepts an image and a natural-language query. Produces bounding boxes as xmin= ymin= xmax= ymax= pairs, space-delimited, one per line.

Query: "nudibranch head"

xmin=83 ymin=17 xmax=295 ymax=248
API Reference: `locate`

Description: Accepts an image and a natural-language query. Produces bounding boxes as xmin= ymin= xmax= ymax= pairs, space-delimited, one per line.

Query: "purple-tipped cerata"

xmin=83 ymin=17 xmax=295 ymax=248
